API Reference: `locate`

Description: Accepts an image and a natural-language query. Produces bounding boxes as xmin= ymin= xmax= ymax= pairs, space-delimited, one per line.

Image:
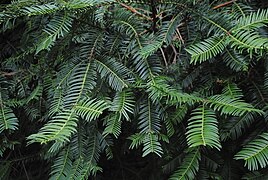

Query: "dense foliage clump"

xmin=0 ymin=0 xmax=268 ymax=179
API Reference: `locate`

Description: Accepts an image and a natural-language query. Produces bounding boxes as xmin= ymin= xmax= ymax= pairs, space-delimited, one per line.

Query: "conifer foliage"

xmin=0 ymin=0 xmax=268 ymax=179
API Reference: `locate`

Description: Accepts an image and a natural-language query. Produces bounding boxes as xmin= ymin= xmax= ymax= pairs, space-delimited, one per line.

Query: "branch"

xmin=1 ymin=71 xmax=18 ymax=76
xmin=212 ymin=0 xmax=237 ymax=10
xmin=118 ymin=2 xmax=153 ymax=21
xmin=171 ymin=44 xmax=178 ymax=64
xmin=176 ymin=28 xmax=185 ymax=44
xmin=160 ymin=47 xmax=168 ymax=67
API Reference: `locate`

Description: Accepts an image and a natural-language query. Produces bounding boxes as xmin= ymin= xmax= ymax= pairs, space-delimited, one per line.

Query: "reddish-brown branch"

xmin=118 ymin=2 xmax=153 ymax=21
xmin=212 ymin=0 xmax=237 ymax=10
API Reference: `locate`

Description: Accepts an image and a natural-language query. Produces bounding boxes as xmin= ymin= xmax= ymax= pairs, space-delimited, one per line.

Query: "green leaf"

xmin=63 ymin=62 xmax=96 ymax=108
xmin=229 ymin=30 xmax=268 ymax=56
xmin=0 ymin=106 xmax=18 ymax=133
xmin=221 ymin=112 xmax=256 ymax=141
xmin=140 ymin=14 xmax=182 ymax=58
xmin=129 ymin=133 xmax=145 ymax=149
xmin=223 ymin=49 xmax=249 ymax=72
xmin=222 ymin=83 xmax=243 ymax=98
xmin=169 ymin=148 xmax=201 ymax=180
xmin=142 ymin=132 xmax=163 ymax=157
xmin=186 ymin=36 xmax=226 ymax=64
xmin=186 ymin=105 xmax=221 ymax=150
xmin=0 ymin=91 xmax=18 ymax=133
xmin=50 ymin=147 xmax=73 ymax=180
xmin=242 ymin=171 xmax=268 ymax=180
xmin=0 ymin=161 xmax=11 ymax=180
xmin=207 ymin=95 xmax=264 ymax=116
xmin=110 ymin=89 xmax=135 ymax=121
xmin=147 ymin=77 xmax=202 ymax=105
xmin=235 ymin=132 xmax=268 ymax=171
xmin=71 ymin=129 xmax=103 ymax=178
xmin=94 ymin=57 xmax=132 ymax=91
xmin=36 ymin=13 xmax=73 ymax=54
xmin=75 ymin=98 xmax=109 ymax=121
xmin=22 ymin=3 xmax=59 ymax=16
xmin=25 ymin=84 xmax=43 ymax=103
xmin=36 ymin=35 xmax=54 ymax=54
xmin=27 ymin=110 xmax=78 ymax=144
xmin=138 ymin=98 xmax=162 ymax=134
xmin=233 ymin=9 xmax=268 ymax=31
xmin=133 ymin=53 xmax=162 ymax=80
xmin=103 ymin=113 xmax=122 ymax=138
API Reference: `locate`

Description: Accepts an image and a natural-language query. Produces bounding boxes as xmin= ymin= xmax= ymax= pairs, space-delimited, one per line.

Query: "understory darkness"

xmin=1 ymin=0 xmax=268 ymax=179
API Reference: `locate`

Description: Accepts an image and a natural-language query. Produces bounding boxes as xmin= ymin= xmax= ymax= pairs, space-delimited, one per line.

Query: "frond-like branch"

xmin=0 ymin=106 xmax=18 ymax=133
xmin=109 ymin=89 xmax=135 ymax=120
xmin=140 ymin=14 xmax=182 ymax=58
xmin=63 ymin=62 xmax=96 ymax=108
xmin=138 ymin=98 xmax=161 ymax=133
xmin=223 ymin=49 xmax=249 ymax=72
xmin=75 ymin=98 xmax=110 ymax=121
xmin=0 ymin=92 xmax=18 ymax=133
xmin=36 ymin=12 xmax=73 ymax=53
xmin=221 ymin=112 xmax=256 ymax=141
xmin=133 ymin=53 xmax=162 ymax=80
xmin=222 ymin=83 xmax=243 ymax=98
xmin=169 ymin=148 xmax=201 ymax=180
xmin=186 ymin=105 xmax=221 ymax=150
xmin=103 ymin=113 xmax=122 ymax=138
xmin=206 ymin=95 xmax=264 ymax=116
xmin=94 ymin=57 xmax=132 ymax=91
xmin=147 ymin=77 xmax=202 ymax=105
xmin=235 ymin=132 xmax=268 ymax=171
xmin=27 ymin=110 xmax=78 ymax=144
xmin=233 ymin=9 xmax=268 ymax=31
xmin=186 ymin=36 xmax=226 ymax=64
xmin=50 ymin=147 xmax=73 ymax=180
xmin=142 ymin=132 xmax=163 ymax=157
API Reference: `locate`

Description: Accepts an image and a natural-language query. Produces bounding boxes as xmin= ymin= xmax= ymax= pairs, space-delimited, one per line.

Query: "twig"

xmin=212 ymin=0 xmax=237 ymax=10
xmin=118 ymin=2 xmax=153 ymax=21
xmin=171 ymin=44 xmax=178 ymax=64
xmin=251 ymin=80 xmax=266 ymax=102
xmin=138 ymin=29 xmax=150 ymax=36
xmin=1 ymin=71 xmax=19 ymax=76
xmin=19 ymin=150 xmax=30 ymax=180
xmin=176 ymin=28 xmax=185 ymax=44
xmin=22 ymin=161 xmax=30 ymax=180
xmin=160 ymin=47 xmax=168 ymax=67
xmin=135 ymin=7 xmax=151 ymax=15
